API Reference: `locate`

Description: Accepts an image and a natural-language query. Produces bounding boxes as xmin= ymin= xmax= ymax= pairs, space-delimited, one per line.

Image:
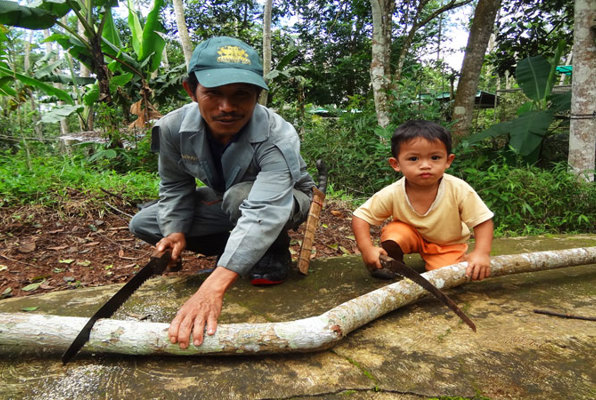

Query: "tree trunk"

xmin=259 ymin=0 xmax=273 ymax=106
xmin=172 ymin=0 xmax=193 ymax=68
xmin=24 ymin=31 xmax=43 ymax=139
xmin=451 ymin=0 xmax=501 ymax=140
xmin=567 ymin=0 xmax=595 ymax=182
xmin=78 ymin=20 xmax=93 ymax=131
xmin=1 ymin=247 xmax=595 ymax=357
xmin=369 ymin=0 xmax=393 ymax=128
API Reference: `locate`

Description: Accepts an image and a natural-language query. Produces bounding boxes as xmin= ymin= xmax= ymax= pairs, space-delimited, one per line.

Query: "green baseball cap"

xmin=188 ymin=36 xmax=268 ymax=90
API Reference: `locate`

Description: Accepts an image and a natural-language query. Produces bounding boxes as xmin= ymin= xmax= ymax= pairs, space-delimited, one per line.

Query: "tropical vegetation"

xmin=0 ymin=0 xmax=594 ymax=237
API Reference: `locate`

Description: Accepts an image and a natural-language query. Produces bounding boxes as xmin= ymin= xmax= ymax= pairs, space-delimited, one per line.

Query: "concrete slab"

xmin=0 ymin=235 xmax=595 ymax=399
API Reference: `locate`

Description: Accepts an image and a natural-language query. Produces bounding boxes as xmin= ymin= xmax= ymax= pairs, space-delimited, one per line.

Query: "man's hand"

xmin=156 ymin=232 xmax=187 ymax=262
xmin=168 ymin=267 xmax=238 ymax=348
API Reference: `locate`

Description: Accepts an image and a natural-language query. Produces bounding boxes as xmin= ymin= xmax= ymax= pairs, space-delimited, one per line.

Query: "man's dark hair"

xmin=183 ymin=73 xmax=199 ymax=94
xmin=183 ymin=73 xmax=263 ymax=98
xmin=390 ymin=120 xmax=452 ymax=158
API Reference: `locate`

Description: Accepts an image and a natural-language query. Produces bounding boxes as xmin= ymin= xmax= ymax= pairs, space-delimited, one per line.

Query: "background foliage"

xmin=0 ymin=0 xmax=593 ymax=237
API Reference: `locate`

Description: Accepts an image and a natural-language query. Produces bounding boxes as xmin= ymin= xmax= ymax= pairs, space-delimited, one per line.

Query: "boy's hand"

xmin=464 ymin=251 xmax=491 ymax=281
xmin=361 ymin=246 xmax=388 ymax=272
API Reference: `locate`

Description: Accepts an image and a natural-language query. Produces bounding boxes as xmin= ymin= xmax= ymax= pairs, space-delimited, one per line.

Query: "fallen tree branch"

xmin=104 ymin=201 xmax=134 ymax=219
xmin=0 ymin=246 xmax=595 ymax=357
xmin=533 ymin=309 xmax=596 ymax=321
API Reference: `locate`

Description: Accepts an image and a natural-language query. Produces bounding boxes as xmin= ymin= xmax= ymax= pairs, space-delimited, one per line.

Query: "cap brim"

xmin=193 ymin=68 xmax=268 ymax=91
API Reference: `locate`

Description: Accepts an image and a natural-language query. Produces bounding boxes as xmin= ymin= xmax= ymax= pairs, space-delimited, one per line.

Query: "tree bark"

xmin=1 ymin=247 xmax=595 ymax=357
xmin=369 ymin=0 xmax=393 ymax=128
xmin=451 ymin=0 xmax=501 ymax=140
xmin=172 ymin=0 xmax=193 ymax=68
xmin=567 ymin=0 xmax=595 ymax=182
xmin=259 ymin=0 xmax=273 ymax=106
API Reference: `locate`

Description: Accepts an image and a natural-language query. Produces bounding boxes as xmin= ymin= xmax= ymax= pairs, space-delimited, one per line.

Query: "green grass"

xmin=0 ymin=150 xmax=159 ymax=207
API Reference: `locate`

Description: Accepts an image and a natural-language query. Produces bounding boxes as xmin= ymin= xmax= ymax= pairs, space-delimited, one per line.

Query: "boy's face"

xmin=389 ymin=137 xmax=455 ymax=189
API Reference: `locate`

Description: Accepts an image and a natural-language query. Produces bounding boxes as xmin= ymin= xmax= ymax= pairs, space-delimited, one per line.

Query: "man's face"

xmin=187 ymin=82 xmax=259 ymax=143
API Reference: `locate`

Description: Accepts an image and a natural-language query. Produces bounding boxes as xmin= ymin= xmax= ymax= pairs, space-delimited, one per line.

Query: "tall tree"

xmin=369 ymin=0 xmax=393 ymax=127
xmin=284 ymin=0 xmax=373 ymax=106
xmin=259 ymin=0 xmax=272 ymax=105
xmin=392 ymin=0 xmax=474 ymax=81
xmin=567 ymin=0 xmax=595 ymax=182
xmin=451 ymin=0 xmax=501 ymax=139
xmin=368 ymin=0 xmax=473 ymax=127
xmin=181 ymin=0 xmax=261 ymax=43
xmin=172 ymin=0 xmax=193 ymax=67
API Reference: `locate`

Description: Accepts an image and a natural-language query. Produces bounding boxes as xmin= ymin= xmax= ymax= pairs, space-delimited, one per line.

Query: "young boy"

xmin=352 ymin=120 xmax=494 ymax=281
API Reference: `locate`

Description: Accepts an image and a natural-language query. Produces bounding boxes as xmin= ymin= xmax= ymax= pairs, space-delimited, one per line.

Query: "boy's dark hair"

xmin=183 ymin=73 xmax=262 ymax=98
xmin=390 ymin=120 xmax=452 ymax=158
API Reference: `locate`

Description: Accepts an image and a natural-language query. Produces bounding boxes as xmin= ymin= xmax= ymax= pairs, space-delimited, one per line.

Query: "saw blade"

xmin=380 ymin=255 xmax=476 ymax=332
xmin=61 ymin=250 xmax=171 ymax=364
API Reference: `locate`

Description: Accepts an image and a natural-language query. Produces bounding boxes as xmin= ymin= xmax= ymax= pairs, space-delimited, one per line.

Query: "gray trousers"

xmin=129 ymin=182 xmax=311 ymax=256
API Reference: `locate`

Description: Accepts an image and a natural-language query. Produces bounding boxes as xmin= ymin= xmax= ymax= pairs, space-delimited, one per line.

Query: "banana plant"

xmin=0 ymin=0 xmax=119 ymax=107
xmin=0 ymin=0 xmax=166 ymax=132
xmin=468 ymin=41 xmax=571 ymax=163
xmin=0 ymin=25 xmax=73 ymax=104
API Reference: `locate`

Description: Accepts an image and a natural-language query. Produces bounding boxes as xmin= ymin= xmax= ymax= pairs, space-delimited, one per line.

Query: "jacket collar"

xmin=179 ymin=103 xmax=270 ymax=190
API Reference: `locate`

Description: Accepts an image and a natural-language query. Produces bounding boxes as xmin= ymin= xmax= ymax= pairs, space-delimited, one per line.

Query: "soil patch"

xmin=0 ymin=195 xmax=374 ymax=299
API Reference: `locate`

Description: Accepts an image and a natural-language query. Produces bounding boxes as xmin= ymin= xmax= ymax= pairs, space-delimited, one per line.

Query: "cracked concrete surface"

xmin=1 ymin=235 xmax=595 ymax=399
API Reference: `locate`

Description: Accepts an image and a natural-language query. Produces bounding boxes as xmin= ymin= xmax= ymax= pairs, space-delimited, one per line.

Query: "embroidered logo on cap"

xmin=217 ymin=46 xmax=251 ymax=65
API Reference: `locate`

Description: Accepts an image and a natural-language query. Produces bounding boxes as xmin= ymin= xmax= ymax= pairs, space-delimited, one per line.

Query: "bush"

xmin=452 ymin=157 xmax=595 ymax=236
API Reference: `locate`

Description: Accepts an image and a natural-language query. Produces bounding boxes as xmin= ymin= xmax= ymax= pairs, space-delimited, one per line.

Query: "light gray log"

xmin=1 ymin=247 xmax=595 ymax=357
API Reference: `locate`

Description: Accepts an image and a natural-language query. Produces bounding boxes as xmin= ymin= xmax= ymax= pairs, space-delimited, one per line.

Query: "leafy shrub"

xmin=452 ymin=157 xmax=595 ymax=236
xmin=299 ymin=108 xmax=393 ymax=197
xmin=80 ymin=132 xmax=158 ymax=174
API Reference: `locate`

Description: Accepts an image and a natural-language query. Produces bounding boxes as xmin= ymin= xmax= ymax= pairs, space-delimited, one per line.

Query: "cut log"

xmin=1 ymin=247 xmax=595 ymax=357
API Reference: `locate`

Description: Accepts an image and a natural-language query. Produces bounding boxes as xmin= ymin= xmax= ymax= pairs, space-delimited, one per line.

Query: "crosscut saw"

xmin=380 ymin=254 xmax=476 ymax=332
xmin=61 ymin=250 xmax=172 ymax=364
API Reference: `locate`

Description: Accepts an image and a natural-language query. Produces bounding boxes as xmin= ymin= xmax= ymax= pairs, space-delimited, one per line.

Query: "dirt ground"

xmin=0 ymin=195 xmax=376 ymax=299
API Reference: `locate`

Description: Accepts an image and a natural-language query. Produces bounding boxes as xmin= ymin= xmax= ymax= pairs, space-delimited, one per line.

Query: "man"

xmin=129 ymin=37 xmax=314 ymax=349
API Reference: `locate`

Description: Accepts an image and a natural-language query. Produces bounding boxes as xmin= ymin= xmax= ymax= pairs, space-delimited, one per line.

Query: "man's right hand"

xmin=156 ymin=232 xmax=187 ymax=262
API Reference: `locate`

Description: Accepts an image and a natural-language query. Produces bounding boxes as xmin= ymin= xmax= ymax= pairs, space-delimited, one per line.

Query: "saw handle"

xmin=315 ymin=159 xmax=328 ymax=194
xmin=150 ymin=249 xmax=173 ymax=274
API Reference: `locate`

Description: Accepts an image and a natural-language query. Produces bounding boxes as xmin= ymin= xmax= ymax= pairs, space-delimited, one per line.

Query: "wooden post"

xmin=297 ymin=187 xmax=326 ymax=275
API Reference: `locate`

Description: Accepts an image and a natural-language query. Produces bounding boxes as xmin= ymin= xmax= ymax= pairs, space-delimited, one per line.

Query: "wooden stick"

xmin=533 ymin=309 xmax=596 ymax=321
xmin=1 ymin=246 xmax=595 ymax=357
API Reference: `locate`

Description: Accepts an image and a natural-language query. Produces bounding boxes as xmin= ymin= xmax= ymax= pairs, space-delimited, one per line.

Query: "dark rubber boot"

xmin=249 ymin=231 xmax=291 ymax=286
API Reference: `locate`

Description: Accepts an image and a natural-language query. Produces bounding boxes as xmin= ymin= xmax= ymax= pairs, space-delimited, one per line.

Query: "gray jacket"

xmin=152 ymin=102 xmax=314 ymax=275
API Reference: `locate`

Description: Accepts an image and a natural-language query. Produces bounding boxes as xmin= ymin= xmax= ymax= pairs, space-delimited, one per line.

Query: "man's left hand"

xmin=168 ymin=267 xmax=238 ymax=348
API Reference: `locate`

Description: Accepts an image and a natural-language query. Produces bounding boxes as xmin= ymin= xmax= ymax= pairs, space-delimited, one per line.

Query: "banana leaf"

xmin=515 ymin=56 xmax=551 ymax=103
xmin=0 ymin=64 xmax=73 ymax=104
